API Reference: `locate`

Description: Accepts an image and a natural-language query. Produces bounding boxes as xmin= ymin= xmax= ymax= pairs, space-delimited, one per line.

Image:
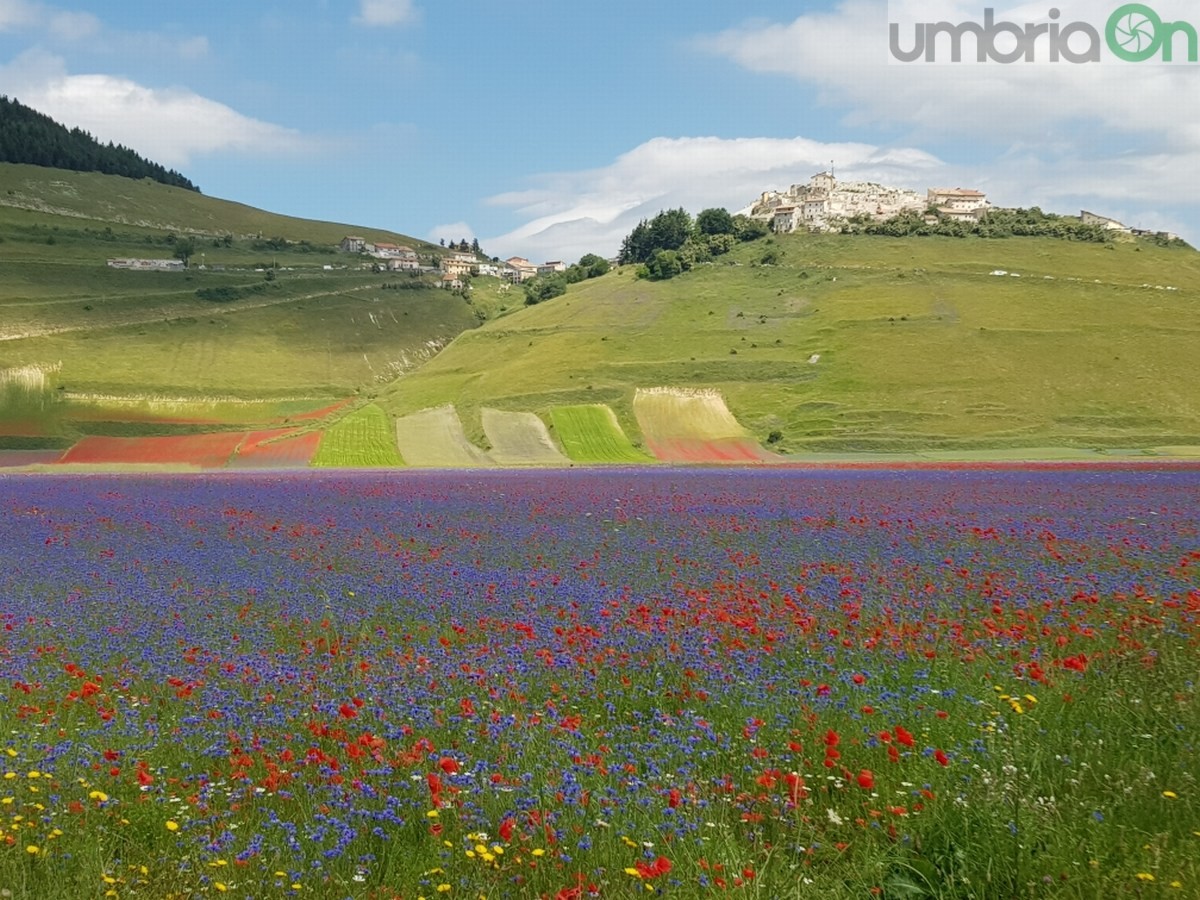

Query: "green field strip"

xmin=311 ymin=404 xmax=403 ymax=468
xmin=548 ymin=404 xmax=651 ymax=463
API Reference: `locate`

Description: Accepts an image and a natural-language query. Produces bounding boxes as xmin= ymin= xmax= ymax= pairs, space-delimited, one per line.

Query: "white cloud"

xmin=484 ymin=128 xmax=1200 ymax=261
xmin=46 ymin=9 xmax=97 ymax=40
xmin=429 ymin=222 xmax=475 ymax=245
xmin=484 ymin=135 xmax=944 ymax=261
xmin=0 ymin=0 xmax=39 ymax=30
xmin=0 ymin=51 xmax=310 ymax=167
xmin=354 ymin=0 xmax=419 ymax=27
xmin=0 ymin=0 xmax=37 ymax=29
xmin=697 ymin=1 xmax=1200 ymax=151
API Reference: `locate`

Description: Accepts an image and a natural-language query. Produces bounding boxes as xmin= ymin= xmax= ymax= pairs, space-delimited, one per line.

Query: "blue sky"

xmin=0 ymin=0 xmax=1195 ymax=260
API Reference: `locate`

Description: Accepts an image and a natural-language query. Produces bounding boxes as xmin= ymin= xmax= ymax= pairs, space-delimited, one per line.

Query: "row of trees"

xmin=523 ymin=253 xmax=611 ymax=305
xmin=0 ymin=96 xmax=199 ymax=191
xmin=618 ymin=207 xmax=769 ymax=280
xmin=847 ymin=207 xmax=1114 ymax=242
xmin=440 ymin=237 xmax=483 ymax=255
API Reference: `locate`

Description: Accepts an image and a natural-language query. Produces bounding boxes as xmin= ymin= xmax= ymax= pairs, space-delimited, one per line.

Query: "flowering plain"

xmin=0 ymin=469 xmax=1197 ymax=899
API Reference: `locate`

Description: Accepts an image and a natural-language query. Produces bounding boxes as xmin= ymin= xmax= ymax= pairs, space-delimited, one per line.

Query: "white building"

xmin=753 ymin=171 xmax=926 ymax=233
xmin=1080 ymin=210 xmax=1132 ymax=233
xmin=927 ymin=188 xmax=990 ymax=212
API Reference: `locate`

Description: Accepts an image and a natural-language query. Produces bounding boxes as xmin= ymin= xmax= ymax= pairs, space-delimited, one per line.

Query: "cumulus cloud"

xmin=484 ymin=126 xmax=1199 ymax=261
xmin=46 ymin=8 xmax=97 ymax=40
xmin=697 ymin=0 xmax=1198 ymax=150
xmin=484 ymin=135 xmax=944 ymax=261
xmin=0 ymin=0 xmax=40 ymax=30
xmin=429 ymin=222 xmax=476 ymax=245
xmin=354 ymin=0 xmax=419 ymax=27
xmin=0 ymin=51 xmax=310 ymax=167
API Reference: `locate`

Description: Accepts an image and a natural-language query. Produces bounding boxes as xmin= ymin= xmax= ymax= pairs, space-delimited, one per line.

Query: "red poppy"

xmin=857 ymin=769 xmax=875 ymax=790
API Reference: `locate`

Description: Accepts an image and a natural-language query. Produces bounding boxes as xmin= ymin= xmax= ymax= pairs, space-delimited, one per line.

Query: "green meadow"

xmin=312 ymin=404 xmax=404 ymax=468
xmin=378 ymin=233 xmax=1200 ymax=454
xmin=7 ymin=161 xmax=1200 ymax=458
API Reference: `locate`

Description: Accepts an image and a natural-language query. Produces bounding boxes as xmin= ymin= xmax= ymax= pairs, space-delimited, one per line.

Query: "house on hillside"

xmin=340 ymin=236 xmax=367 ymax=253
xmin=927 ymin=188 xmax=989 ymax=212
xmin=1081 ymin=210 xmax=1132 ymax=234
xmin=772 ymin=206 xmax=802 ymax=234
xmin=504 ymin=256 xmax=538 ymax=282
xmin=441 ymin=274 xmax=464 ymax=290
xmin=375 ymin=243 xmax=420 ymax=269
xmin=440 ymin=254 xmax=475 ymax=277
xmin=536 ymin=261 xmax=566 ymax=277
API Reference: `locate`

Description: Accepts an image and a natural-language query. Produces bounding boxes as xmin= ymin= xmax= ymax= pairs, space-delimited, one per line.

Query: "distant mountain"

xmin=0 ymin=95 xmax=199 ymax=192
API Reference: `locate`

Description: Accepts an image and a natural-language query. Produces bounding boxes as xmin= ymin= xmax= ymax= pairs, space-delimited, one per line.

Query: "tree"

xmin=577 ymin=253 xmax=610 ymax=278
xmin=696 ymin=207 xmax=735 ymax=236
xmin=523 ymin=274 xmax=568 ymax=305
xmin=618 ymin=208 xmax=694 ymax=265
xmin=173 ymin=237 xmax=197 ymax=267
xmin=471 ymin=237 xmax=481 ymax=255
xmin=647 ymin=208 xmax=693 ymax=254
xmin=732 ymin=215 xmax=769 ymax=242
xmin=644 ymin=249 xmax=683 ymax=280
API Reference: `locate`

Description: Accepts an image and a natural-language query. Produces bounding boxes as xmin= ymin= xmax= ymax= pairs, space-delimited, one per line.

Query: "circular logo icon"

xmin=1106 ymin=3 xmax=1163 ymax=61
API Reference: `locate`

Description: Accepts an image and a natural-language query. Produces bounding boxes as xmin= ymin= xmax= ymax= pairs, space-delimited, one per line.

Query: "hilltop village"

xmin=741 ymin=170 xmax=1179 ymax=242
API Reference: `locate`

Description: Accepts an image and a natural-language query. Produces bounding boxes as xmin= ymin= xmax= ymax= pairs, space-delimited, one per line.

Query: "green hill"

xmin=0 ymin=95 xmax=198 ymax=191
xmin=0 ymin=163 xmax=484 ymax=443
xmin=376 ymin=232 xmax=1200 ymax=454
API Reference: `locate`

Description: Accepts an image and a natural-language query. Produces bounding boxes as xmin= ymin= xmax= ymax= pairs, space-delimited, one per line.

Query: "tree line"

xmin=523 ymin=254 xmax=611 ymax=305
xmin=847 ymin=207 xmax=1115 ymax=242
xmin=0 ymin=95 xmax=199 ymax=192
xmin=618 ymin=207 xmax=769 ymax=280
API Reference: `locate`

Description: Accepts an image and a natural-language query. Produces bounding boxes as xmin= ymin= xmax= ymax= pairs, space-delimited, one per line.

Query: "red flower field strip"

xmin=230 ymin=429 xmax=322 ymax=468
xmin=59 ymin=433 xmax=247 ymax=467
xmin=647 ymin=437 xmax=777 ymax=463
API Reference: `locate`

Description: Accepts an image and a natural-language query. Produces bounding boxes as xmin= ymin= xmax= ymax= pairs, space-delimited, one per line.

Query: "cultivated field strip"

xmin=548 ymin=404 xmax=649 ymax=463
xmin=633 ymin=387 xmax=776 ymax=463
xmin=312 ymin=404 xmax=403 ymax=468
xmin=480 ymin=408 xmax=569 ymax=466
xmin=228 ymin=428 xmax=321 ymax=469
xmin=395 ymin=405 xmax=493 ymax=467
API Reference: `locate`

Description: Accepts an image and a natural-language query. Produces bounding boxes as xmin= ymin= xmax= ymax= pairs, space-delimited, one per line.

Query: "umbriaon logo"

xmin=889 ymin=4 xmax=1199 ymax=63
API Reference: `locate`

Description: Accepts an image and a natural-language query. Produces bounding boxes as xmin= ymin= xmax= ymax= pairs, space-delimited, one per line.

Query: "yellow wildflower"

xmin=165 ymin=820 xmax=180 ymax=832
xmin=1136 ymin=873 xmax=1155 ymax=882
xmin=1162 ymin=791 xmax=1178 ymax=799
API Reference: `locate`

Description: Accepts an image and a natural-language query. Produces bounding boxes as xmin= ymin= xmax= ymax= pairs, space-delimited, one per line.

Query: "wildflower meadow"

xmin=0 ymin=468 xmax=1196 ymax=899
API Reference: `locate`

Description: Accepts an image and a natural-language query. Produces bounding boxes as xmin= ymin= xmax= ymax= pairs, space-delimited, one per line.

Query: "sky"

xmin=0 ymin=0 xmax=1196 ymax=261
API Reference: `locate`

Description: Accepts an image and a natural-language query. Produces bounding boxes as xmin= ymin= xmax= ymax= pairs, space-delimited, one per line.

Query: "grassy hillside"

xmin=376 ymin=232 xmax=1200 ymax=453
xmin=0 ymin=163 xmax=481 ymax=441
xmin=0 ymin=162 xmax=438 ymax=248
